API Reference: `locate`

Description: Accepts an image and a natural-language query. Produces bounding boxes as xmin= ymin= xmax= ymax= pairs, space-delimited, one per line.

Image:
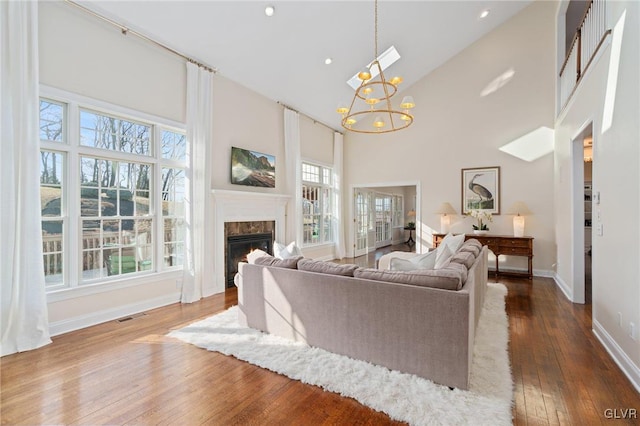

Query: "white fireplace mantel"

xmin=210 ymin=189 xmax=291 ymax=291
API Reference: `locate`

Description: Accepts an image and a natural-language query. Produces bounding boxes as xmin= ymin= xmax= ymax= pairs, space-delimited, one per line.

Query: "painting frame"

xmin=461 ymin=166 xmax=500 ymax=215
xmin=230 ymin=146 xmax=276 ymax=188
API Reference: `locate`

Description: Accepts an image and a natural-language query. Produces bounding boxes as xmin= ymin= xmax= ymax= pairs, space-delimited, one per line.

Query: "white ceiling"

xmin=82 ymin=1 xmax=532 ymax=131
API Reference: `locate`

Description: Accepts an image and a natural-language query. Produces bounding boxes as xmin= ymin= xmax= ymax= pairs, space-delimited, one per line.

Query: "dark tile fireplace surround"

xmin=224 ymin=221 xmax=275 ymax=288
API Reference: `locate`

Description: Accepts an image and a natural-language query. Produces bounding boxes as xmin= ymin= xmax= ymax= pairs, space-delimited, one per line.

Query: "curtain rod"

xmin=277 ymin=101 xmax=341 ymax=134
xmin=64 ymin=0 xmax=218 ymax=73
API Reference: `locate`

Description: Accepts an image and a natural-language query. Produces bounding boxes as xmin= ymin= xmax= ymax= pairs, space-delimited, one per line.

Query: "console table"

xmin=433 ymin=233 xmax=534 ymax=279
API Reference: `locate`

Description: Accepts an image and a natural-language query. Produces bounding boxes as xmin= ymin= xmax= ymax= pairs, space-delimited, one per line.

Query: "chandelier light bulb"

xmin=400 ymin=113 xmax=411 ymax=121
xmin=265 ymin=5 xmax=275 ymax=17
xmin=400 ymin=96 xmax=415 ymax=109
xmin=373 ymin=116 xmax=385 ymax=128
xmin=358 ymin=67 xmax=372 ymax=81
xmin=345 ymin=117 xmax=357 ymax=126
xmin=336 ymin=105 xmax=349 ymax=115
xmin=389 ymin=76 xmax=403 ymax=86
xmin=362 ymin=86 xmax=374 ymax=95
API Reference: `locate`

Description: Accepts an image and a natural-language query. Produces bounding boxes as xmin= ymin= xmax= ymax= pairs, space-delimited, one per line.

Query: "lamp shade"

xmin=507 ymin=201 xmax=531 ymax=237
xmin=435 ymin=202 xmax=456 ymax=215
xmin=506 ymin=201 xmax=532 ymax=216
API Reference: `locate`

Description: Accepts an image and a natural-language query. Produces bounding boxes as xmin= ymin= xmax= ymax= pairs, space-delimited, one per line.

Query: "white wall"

xmin=38 ymin=0 xmax=337 ymax=332
xmin=344 ymin=0 xmax=557 ymax=274
xmin=39 ymin=1 xmax=186 ymax=333
xmin=554 ymin=0 xmax=640 ymax=382
xmin=39 ymin=1 xmax=185 ymax=123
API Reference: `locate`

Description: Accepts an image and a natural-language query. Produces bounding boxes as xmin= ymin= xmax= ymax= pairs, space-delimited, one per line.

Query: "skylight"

xmin=346 ymin=46 xmax=401 ymax=90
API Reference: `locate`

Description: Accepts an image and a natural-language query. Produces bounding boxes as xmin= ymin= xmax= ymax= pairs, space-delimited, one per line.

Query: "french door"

xmin=353 ymin=189 xmax=369 ymax=257
xmin=375 ymin=195 xmax=392 ymax=248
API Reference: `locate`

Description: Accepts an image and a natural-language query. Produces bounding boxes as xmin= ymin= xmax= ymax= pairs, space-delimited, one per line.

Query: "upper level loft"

xmin=559 ymin=0 xmax=611 ymax=112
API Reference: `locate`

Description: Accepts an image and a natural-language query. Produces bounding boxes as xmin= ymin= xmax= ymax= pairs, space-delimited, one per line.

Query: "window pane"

xmin=162 ymin=167 xmax=185 ymax=216
xmin=80 ymin=110 xmax=151 ymax=156
xmin=40 ymin=151 xmax=63 ymax=217
xmin=162 ymin=130 xmax=186 ymax=161
xmin=164 ymin=218 xmax=184 ymax=268
xmin=40 ymin=100 xmax=64 ymax=142
xmin=302 ymin=163 xmax=320 ymax=183
xmin=42 ymin=221 xmax=63 ymax=286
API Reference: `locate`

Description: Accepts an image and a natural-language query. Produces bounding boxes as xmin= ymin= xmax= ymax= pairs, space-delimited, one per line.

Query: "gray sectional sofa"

xmin=236 ymin=239 xmax=488 ymax=390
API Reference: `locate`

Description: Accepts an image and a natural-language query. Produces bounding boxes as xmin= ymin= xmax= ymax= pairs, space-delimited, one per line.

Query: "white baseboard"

xmin=592 ymin=319 xmax=640 ymax=393
xmin=49 ymin=293 xmax=181 ymax=336
xmin=553 ymin=272 xmax=573 ymax=301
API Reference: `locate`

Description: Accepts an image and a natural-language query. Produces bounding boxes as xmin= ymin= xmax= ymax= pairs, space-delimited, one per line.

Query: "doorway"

xmin=583 ymin=134 xmax=593 ymax=304
xmin=572 ymin=123 xmax=593 ymax=305
xmin=351 ymin=184 xmax=418 ymax=258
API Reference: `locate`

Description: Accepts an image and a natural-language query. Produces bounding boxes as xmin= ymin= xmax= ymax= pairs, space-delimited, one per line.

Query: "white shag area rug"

xmin=168 ymin=283 xmax=513 ymax=425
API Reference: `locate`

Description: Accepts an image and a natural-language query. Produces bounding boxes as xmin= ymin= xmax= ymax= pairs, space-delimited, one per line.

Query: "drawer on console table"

xmin=500 ymin=246 xmax=531 ymax=256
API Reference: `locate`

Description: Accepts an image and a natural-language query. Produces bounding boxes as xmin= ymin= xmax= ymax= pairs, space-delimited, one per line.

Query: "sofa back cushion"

xmin=298 ymin=259 xmax=359 ymax=277
xmin=353 ymin=267 xmax=463 ymax=290
xmin=449 ymin=251 xmax=476 ymax=269
xmin=254 ymin=255 xmax=302 ymax=269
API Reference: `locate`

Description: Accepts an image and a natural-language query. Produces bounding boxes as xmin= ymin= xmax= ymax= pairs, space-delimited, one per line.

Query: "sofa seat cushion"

xmin=353 ymin=267 xmax=463 ymax=290
xmin=254 ymin=255 xmax=302 ymax=269
xmin=298 ymin=259 xmax=359 ymax=277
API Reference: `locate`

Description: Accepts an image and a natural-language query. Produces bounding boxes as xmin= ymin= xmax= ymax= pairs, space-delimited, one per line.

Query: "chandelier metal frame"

xmin=337 ymin=0 xmax=415 ymax=134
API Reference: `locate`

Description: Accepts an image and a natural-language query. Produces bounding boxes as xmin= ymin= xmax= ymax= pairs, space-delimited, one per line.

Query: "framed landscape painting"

xmin=461 ymin=166 xmax=500 ymax=215
xmin=231 ymin=147 xmax=276 ymax=188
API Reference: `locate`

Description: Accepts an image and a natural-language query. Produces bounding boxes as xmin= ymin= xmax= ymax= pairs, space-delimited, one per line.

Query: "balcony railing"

xmin=43 ymin=230 xmax=180 ymax=280
xmin=559 ymin=0 xmax=611 ymax=109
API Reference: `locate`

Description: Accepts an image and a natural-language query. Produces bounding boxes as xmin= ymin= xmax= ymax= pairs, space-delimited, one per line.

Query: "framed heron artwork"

xmin=461 ymin=166 xmax=500 ymax=215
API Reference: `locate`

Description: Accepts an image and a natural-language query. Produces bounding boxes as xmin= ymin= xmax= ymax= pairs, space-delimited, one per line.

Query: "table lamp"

xmin=507 ymin=201 xmax=532 ymax=237
xmin=435 ymin=202 xmax=456 ymax=233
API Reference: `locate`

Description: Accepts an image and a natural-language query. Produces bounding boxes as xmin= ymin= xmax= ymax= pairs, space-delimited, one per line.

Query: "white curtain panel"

xmin=181 ymin=63 xmax=213 ymax=303
xmin=333 ymin=132 xmax=346 ymax=259
xmin=283 ymin=108 xmax=302 ymax=246
xmin=0 ymin=1 xmax=52 ymax=356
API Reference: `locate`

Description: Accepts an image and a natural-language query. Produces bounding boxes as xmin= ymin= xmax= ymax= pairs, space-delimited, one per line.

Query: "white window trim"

xmin=301 ymin=160 xmax=334 ymax=247
xmin=40 ymin=85 xmax=186 ymax=301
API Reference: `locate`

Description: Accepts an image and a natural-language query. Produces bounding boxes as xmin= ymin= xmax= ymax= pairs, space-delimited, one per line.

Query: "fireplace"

xmin=225 ymin=233 xmax=273 ymax=288
xmin=224 ymin=220 xmax=275 ymax=288
xmin=211 ymin=190 xmax=290 ymax=293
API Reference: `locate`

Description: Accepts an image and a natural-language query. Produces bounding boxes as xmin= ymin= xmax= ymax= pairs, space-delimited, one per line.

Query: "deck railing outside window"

xmin=559 ymin=0 xmax=611 ymax=109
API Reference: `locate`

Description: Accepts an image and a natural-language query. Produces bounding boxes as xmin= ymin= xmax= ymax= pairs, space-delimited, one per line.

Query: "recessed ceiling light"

xmin=480 ymin=9 xmax=490 ymax=19
xmin=265 ymin=5 xmax=275 ymax=17
xmin=324 ymin=58 xmax=333 ymax=65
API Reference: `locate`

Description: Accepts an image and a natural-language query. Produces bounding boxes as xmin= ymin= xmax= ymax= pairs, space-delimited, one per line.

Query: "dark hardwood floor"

xmin=1 ymin=244 xmax=638 ymax=425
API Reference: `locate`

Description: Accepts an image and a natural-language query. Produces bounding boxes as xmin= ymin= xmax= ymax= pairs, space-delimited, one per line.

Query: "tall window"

xmin=302 ymin=162 xmax=333 ymax=245
xmin=39 ymin=94 xmax=186 ymax=290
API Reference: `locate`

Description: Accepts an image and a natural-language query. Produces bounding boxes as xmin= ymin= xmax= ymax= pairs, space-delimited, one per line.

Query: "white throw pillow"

xmin=434 ymin=244 xmax=454 ymax=269
xmin=273 ymin=241 xmax=303 ymax=259
xmin=247 ymin=249 xmax=268 ymax=264
xmin=408 ymin=249 xmax=437 ymax=269
xmin=436 ymin=233 xmax=465 ymax=262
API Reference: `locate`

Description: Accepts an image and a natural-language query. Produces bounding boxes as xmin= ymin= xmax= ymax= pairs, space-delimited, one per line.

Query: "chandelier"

xmin=337 ymin=0 xmax=415 ymax=134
